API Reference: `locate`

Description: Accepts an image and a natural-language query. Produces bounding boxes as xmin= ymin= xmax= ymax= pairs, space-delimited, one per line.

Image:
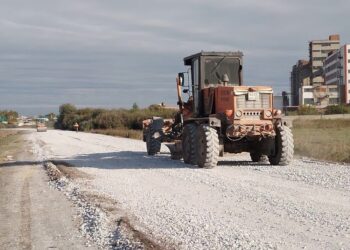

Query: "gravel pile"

xmin=44 ymin=162 xmax=138 ymax=249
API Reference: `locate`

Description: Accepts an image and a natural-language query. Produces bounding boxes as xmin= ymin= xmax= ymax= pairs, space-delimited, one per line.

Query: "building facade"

xmin=290 ymin=34 xmax=343 ymax=107
xmin=299 ymin=85 xmax=339 ymax=106
xmin=324 ymin=44 xmax=350 ymax=104
xmin=309 ymin=34 xmax=340 ymax=86
xmin=290 ymin=60 xmax=311 ymax=106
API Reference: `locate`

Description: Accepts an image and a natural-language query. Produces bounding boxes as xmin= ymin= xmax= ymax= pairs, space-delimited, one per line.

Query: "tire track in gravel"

xmin=19 ymin=169 xmax=33 ymax=250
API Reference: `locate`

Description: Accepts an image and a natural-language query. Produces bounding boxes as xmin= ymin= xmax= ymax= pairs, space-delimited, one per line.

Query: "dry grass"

xmin=0 ymin=130 xmax=23 ymax=162
xmin=293 ymin=119 xmax=350 ymax=163
xmin=91 ymin=128 xmax=143 ymax=140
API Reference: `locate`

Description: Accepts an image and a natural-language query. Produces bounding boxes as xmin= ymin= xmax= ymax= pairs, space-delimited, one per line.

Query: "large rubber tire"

xmin=182 ymin=123 xmax=197 ymax=164
xmin=197 ymin=125 xmax=219 ymax=169
xmin=146 ymin=119 xmax=163 ymax=155
xmin=268 ymin=125 xmax=294 ymax=165
xmin=250 ymin=152 xmax=266 ymax=162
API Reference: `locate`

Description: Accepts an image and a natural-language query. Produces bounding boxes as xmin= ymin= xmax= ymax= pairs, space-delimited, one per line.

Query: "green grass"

xmin=293 ymin=119 xmax=350 ymax=163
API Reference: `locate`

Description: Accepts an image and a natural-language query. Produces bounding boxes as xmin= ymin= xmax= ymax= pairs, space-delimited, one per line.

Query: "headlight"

xmin=235 ymin=110 xmax=243 ymax=117
xmin=265 ymin=110 xmax=272 ymax=117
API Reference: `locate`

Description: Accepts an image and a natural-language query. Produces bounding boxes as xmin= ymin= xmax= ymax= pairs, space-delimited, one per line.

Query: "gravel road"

xmin=28 ymin=129 xmax=350 ymax=249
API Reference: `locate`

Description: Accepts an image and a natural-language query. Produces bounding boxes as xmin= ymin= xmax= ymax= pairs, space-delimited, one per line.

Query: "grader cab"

xmin=144 ymin=51 xmax=294 ymax=168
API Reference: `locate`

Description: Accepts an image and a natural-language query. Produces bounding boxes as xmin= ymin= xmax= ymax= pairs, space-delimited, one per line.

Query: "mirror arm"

xmin=176 ymin=77 xmax=184 ymax=112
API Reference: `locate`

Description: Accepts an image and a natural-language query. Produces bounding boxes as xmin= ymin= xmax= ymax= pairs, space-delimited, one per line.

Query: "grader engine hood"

xmin=210 ymin=86 xmax=273 ymax=117
xmin=202 ymin=85 xmax=276 ymax=138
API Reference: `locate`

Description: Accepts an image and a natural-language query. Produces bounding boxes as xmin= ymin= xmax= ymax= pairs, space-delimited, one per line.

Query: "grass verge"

xmin=293 ymin=119 xmax=350 ymax=163
xmin=0 ymin=130 xmax=23 ymax=162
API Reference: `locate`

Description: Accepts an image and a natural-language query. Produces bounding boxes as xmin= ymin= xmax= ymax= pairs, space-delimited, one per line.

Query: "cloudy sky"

xmin=0 ymin=0 xmax=349 ymax=115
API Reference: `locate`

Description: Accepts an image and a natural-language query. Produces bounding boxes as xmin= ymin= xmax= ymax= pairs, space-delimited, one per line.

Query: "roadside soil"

xmin=0 ymin=130 xmax=96 ymax=249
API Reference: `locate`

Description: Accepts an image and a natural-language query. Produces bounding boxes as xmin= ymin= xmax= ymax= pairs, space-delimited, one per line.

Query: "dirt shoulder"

xmin=0 ymin=130 xmax=96 ymax=249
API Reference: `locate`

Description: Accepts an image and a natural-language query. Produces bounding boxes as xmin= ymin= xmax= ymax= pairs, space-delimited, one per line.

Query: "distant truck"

xmin=36 ymin=118 xmax=48 ymax=132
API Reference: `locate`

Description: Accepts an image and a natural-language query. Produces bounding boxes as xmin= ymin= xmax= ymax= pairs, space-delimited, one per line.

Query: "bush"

xmin=297 ymin=105 xmax=319 ymax=115
xmin=56 ymin=103 xmax=177 ymax=132
xmin=324 ymin=105 xmax=350 ymax=115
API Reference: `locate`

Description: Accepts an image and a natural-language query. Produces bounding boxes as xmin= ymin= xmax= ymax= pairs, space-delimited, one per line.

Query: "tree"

xmin=132 ymin=102 xmax=139 ymax=111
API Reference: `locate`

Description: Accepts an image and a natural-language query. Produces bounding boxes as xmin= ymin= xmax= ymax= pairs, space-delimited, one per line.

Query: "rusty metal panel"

xmin=215 ymin=86 xmax=235 ymax=114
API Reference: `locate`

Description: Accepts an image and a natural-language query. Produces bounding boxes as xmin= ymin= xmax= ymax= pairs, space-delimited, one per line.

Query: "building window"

xmin=304 ymin=88 xmax=313 ymax=92
xmin=348 ymin=59 xmax=350 ymax=63
xmin=312 ymin=57 xmax=325 ymax=61
xmin=329 ymin=98 xmax=339 ymax=104
xmin=304 ymin=98 xmax=314 ymax=105
xmin=329 ymin=88 xmax=338 ymax=92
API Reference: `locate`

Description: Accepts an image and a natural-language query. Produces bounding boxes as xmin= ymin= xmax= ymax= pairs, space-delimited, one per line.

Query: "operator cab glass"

xmin=203 ymin=57 xmax=241 ymax=87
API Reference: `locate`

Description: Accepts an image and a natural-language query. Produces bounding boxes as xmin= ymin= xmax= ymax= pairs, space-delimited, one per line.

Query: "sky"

xmin=0 ymin=0 xmax=349 ymax=115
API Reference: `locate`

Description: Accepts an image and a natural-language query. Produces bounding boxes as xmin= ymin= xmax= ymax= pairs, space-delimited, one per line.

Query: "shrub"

xmin=297 ymin=105 xmax=319 ymax=115
xmin=56 ymin=103 xmax=178 ymax=131
xmin=324 ymin=105 xmax=350 ymax=115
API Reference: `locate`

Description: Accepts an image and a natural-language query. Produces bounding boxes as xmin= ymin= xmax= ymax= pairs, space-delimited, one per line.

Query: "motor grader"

xmin=143 ymin=51 xmax=294 ymax=168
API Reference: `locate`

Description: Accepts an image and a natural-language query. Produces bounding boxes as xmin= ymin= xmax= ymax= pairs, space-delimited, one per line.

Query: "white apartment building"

xmin=299 ymin=85 xmax=339 ymax=106
xmin=299 ymin=86 xmax=314 ymax=105
xmin=324 ymin=44 xmax=350 ymax=104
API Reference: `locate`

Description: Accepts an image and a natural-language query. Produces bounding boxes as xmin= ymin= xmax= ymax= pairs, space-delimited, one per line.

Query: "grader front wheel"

xmin=182 ymin=123 xmax=197 ymax=164
xmin=268 ymin=125 xmax=294 ymax=165
xmin=197 ymin=125 xmax=219 ymax=169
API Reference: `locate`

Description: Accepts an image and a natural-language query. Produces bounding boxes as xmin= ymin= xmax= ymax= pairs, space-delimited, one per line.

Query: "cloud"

xmin=0 ymin=0 xmax=349 ymax=114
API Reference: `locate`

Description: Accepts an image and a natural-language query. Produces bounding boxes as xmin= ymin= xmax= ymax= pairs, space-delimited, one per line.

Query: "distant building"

xmin=290 ymin=34 xmax=342 ymax=107
xmin=273 ymin=95 xmax=283 ymax=110
xmin=299 ymin=85 xmax=339 ymax=107
xmin=324 ymin=44 xmax=350 ymax=104
xmin=309 ymin=34 xmax=340 ymax=86
xmin=299 ymin=86 xmax=314 ymax=105
xmin=290 ymin=60 xmax=311 ymax=106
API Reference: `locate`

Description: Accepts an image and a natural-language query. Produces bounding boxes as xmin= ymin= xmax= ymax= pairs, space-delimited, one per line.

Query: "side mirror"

xmin=178 ymin=72 xmax=185 ymax=86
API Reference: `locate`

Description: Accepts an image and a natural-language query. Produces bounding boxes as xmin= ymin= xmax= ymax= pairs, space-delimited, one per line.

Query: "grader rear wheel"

xmin=146 ymin=119 xmax=163 ymax=155
xmin=197 ymin=125 xmax=219 ymax=169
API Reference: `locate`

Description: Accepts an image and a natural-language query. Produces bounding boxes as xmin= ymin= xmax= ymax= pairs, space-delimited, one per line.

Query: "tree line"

xmin=55 ymin=103 xmax=177 ymax=131
xmin=0 ymin=110 xmax=19 ymax=124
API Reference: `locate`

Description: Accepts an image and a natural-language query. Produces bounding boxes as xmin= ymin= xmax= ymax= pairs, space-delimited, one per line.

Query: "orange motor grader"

xmin=143 ymin=51 xmax=293 ymax=168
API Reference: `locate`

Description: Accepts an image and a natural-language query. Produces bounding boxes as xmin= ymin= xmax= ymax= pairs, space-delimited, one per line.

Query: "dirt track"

xmin=20 ymin=129 xmax=349 ymax=249
xmin=0 ymin=138 xmax=96 ymax=249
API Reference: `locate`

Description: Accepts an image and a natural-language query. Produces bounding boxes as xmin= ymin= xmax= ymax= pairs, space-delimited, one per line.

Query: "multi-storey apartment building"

xmin=324 ymin=44 xmax=350 ymax=104
xmin=290 ymin=60 xmax=311 ymax=106
xmin=291 ymin=35 xmax=342 ymax=106
xmin=309 ymin=34 xmax=340 ymax=86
